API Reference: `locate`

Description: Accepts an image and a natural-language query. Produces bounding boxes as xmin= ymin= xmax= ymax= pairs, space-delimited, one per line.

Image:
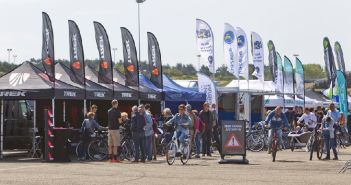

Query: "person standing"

xmin=199 ymin=102 xmax=213 ymax=157
xmin=85 ymin=105 xmax=99 ymax=122
xmin=192 ymin=110 xmax=202 ymax=158
xmin=326 ymin=103 xmax=341 ymax=145
xmin=186 ymin=104 xmax=196 ymax=157
xmin=107 ymin=100 xmax=122 ymax=163
xmin=297 ymin=107 xmax=317 ymax=132
xmin=144 ymin=109 xmax=154 ymax=162
xmin=293 ymin=106 xmax=303 ymax=129
xmin=322 ymin=116 xmax=338 ymax=160
xmin=285 ymin=107 xmax=295 ymax=127
xmin=78 ymin=112 xmax=106 ymax=161
xmin=131 ymin=105 xmax=147 ymax=163
xmin=211 ymin=103 xmax=221 ymax=154
xmin=162 ymin=108 xmax=174 ymax=144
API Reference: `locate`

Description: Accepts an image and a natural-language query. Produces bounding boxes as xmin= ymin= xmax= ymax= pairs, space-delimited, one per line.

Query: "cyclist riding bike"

xmin=166 ymin=104 xmax=192 ymax=155
xmin=264 ymin=106 xmax=288 ymax=154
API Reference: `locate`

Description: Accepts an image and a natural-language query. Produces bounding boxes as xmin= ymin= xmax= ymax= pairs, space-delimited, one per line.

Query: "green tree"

xmin=164 ymin=68 xmax=183 ymax=76
xmin=199 ymin=65 xmax=211 ymax=76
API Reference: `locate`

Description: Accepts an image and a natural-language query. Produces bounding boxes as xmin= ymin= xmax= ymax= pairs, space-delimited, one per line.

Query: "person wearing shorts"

xmin=108 ymin=100 xmax=122 ymax=162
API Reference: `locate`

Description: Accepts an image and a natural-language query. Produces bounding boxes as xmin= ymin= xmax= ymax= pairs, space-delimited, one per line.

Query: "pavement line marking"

xmin=0 ymin=165 xmax=48 ymax=172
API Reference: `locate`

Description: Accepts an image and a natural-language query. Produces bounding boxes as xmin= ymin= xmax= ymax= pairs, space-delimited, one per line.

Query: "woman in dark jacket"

xmin=121 ymin=112 xmax=132 ymax=138
xmin=161 ymin=108 xmax=174 ymax=144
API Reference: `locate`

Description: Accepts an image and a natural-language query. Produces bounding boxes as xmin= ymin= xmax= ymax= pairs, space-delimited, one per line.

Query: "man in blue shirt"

xmin=264 ymin=106 xmax=289 ymax=154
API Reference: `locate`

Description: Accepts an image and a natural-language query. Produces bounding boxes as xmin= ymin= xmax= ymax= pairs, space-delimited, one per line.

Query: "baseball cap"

xmin=186 ymin=104 xmax=192 ymax=111
xmin=138 ymin=104 xmax=145 ymax=111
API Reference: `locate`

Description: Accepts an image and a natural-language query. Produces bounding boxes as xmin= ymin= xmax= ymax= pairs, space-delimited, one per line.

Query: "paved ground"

xmin=1 ymin=148 xmax=351 ymax=185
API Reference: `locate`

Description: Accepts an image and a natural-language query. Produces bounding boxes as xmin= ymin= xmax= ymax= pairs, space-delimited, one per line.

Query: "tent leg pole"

xmin=1 ymin=99 xmax=3 ymax=159
xmin=138 ymin=100 xmax=141 ymax=106
xmin=34 ymin=100 xmax=36 ymax=129
xmin=63 ymin=101 xmax=65 ymax=123
xmin=84 ymin=100 xmax=87 ymax=115
xmin=52 ymin=99 xmax=55 ymax=127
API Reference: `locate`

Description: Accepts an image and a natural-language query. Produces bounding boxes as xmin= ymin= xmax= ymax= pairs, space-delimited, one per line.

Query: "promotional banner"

xmin=235 ymin=28 xmax=249 ymax=81
xmin=323 ymin=37 xmax=337 ymax=99
xmin=223 ymin=23 xmax=238 ymax=78
xmin=121 ymin=27 xmax=139 ymax=86
xmin=197 ymin=72 xmax=217 ymax=107
xmin=268 ymin=40 xmax=277 ymax=83
xmin=335 ymin=42 xmax=346 ymax=75
xmin=276 ymin=53 xmax=284 ymax=93
xmin=42 ymin=12 xmax=55 ymax=81
xmin=94 ymin=22 xmax=113 ymax=84
xmin=196 ymin=19 xmax=215 ymax=73
xmin=251 ymin=32 xmax=264 ymax=82
xmin=295 ymin=58 xmax=305 ymax=102
xmin=336 ymin=70 xmax=348 ymax=129
xmin=284 ymin=56 xmax=294 ymax=98
xmin=68 ymin=20 xmax=85 ymax=85
xmin=147 ymin=32 xmax=163 ymax=89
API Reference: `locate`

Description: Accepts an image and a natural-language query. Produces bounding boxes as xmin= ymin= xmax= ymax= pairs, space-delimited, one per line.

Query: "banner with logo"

xmin=121 ymin=27 xmax=139 ymax=86
xmin=197 ymin=72 xmax=217 ymax=106
xmin=323 ymin=37 xmax=337 ymax=99
xmin=196 ymin=19 xmax=214 ymax=73
xmin=147 ymin=32 xmax=163 ymax=89
xmin=42 ymin=12 xmax=55 ymax=82
xmin=251 ymin=32 xmax=264 ymax=82
xmin=235 ymin=27 xmax=249 ymax=81
xmin=276 ymin=53 xmax=284 ymax=94
xmin=295 ymin=58 xmax=305 ymax=102
xmin=223 ymin=23 xmax=238 ymax=78
xmin=284 ymin=56 xmax=294 ymax=98
xmin=267 ymin=40 xmax=277 ymax=83
xmin=337 ymin=70 xmax=348 ymax=129
xmin=68 ymin=20 xmax=85 ymax=85
xmin=93 ymin=22 xmax=113 ymax=84
xmin=335 ymin=42 xmax=346 ymax=75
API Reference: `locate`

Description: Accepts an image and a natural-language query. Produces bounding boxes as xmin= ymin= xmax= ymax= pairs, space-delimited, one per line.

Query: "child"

xmin=302 ymin=126 xmax=309 ymax=133
xmin=294 ymin=126 xmax=302 ymax=134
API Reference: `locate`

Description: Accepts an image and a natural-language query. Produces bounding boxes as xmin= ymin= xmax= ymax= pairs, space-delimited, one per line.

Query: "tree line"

xmin=0 ymin=59 xmax=327 ymax=82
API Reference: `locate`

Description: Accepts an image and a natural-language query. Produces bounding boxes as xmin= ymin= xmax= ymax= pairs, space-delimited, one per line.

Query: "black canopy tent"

xmin=0 ymin=61 xmax=86 ymax=157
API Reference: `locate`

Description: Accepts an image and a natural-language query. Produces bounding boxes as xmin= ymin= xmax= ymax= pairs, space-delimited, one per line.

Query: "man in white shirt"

xmin=297 ymin=107 xmax=317 ymax=131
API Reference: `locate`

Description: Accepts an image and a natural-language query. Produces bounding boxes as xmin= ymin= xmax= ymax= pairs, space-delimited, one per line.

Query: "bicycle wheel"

xmin=166 ymin=141 xmax=176 ymax=165
xmin=317 ymin=138 xmax=324 ymax=160
xmin=88 ymin=139 xmax=108 ymax=161
xmin=336 ymin=137 xmax=341 ymax=153
xmin=121 ymin=141 xmax=132 ymax=161
xmin=272 ymin=140 xmax=277 ymax=162
xmin=310 ymin=138 xmax=315 ymax=161
xmin=247 ymin=134 xmax=264 ymax=152
xmin=157 ymin=138 xmax=166 ymax=156
xmin=290 ymin=139 xmax=295 ymax=152
xmin=180 ymin=141 xmax=190 ymax=165
xmin=76 ymin=141 xmax=82 ymax=157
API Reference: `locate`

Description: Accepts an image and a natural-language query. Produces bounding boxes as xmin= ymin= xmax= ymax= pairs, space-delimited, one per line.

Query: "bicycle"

xmin=166 ymin=133 xmax=191 ymax=165
xmin=309 ymin=124 xmax=324 ymax=160
xmin=87 ymin=131 xmax=109 ymax=161
xmin=270 ymin=127 xmax=282 ymax=162
xmin=246 ymin=122 xmax=265 ymax=152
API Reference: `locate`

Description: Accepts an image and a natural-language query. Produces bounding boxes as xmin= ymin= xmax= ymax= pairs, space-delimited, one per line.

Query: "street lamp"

xmin=7 ymin=49 xmax=12 ymax=63
xmin=112 ymin=48 xmax=118 ymax=63
xmin=197 ymin=55 xmax=201 ymax=71
xmin=293 ymin=54 xmax=299 ymax=58
xmin=13 ymin=55 xmax=17 ymax=64
xmin=136 ymin=0 xmax=145 ymax=62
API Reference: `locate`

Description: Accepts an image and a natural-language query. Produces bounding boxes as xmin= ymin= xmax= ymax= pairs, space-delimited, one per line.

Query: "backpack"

xmin=187 ymin=111 xmax=196 ymax=129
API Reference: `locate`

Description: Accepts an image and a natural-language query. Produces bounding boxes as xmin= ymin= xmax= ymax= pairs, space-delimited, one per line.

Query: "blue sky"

xmin=0 ymin=0 xmax=350 ymax=71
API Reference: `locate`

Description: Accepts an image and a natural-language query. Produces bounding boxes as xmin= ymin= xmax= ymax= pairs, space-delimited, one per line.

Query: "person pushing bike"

xmin=264 ymin=106 xmax=289 ymax=154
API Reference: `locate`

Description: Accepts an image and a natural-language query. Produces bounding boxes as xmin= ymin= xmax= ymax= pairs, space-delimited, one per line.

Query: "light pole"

xmin=197 ymin=54 xmax=201 ymax=71
xmin=136 ymin=0 xmax=145 ymax=63
xmin=113 ymin=48 xmax=118 ymax=63
xmin=7 ymin=49 xmax=12 ymax=63
xmin=13 ymin=55 xmax=17 ymax=64
xmin=293 ymin=54 xmax=299 ymax=58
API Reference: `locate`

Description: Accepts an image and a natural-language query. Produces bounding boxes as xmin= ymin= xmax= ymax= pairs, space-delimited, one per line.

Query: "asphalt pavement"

xmin=1 ymin=148 xmax=351 ymax=185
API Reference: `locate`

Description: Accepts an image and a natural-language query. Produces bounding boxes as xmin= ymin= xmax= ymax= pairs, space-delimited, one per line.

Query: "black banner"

xmin=323 ymin=37 xmax=337 ymax=87
xmin=121 ymin=27 xmax=139 ymax=87
xmin=42 ymin=12 xmax=55 ymax=81
xmin=68 ymin=20 xmax=85 ymax=85
xmin=335 ymin=41 xmax=346 ymax=75
xmin=267 ymin=40 xmax=277 ymax=83
xmin=147 ymin=32 xmax=163 ymax=89
xmin=94 ymin=22 xmax=113 ymax=84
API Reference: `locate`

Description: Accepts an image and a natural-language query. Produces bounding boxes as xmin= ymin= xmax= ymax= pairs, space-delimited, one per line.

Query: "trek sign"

xmin=221 ymin=120 xmax=246 ymax=155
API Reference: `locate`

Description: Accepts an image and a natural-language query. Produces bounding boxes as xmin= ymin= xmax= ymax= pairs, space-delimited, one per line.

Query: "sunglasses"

xmin=179 ymin=109 xmax=184 ymax=111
